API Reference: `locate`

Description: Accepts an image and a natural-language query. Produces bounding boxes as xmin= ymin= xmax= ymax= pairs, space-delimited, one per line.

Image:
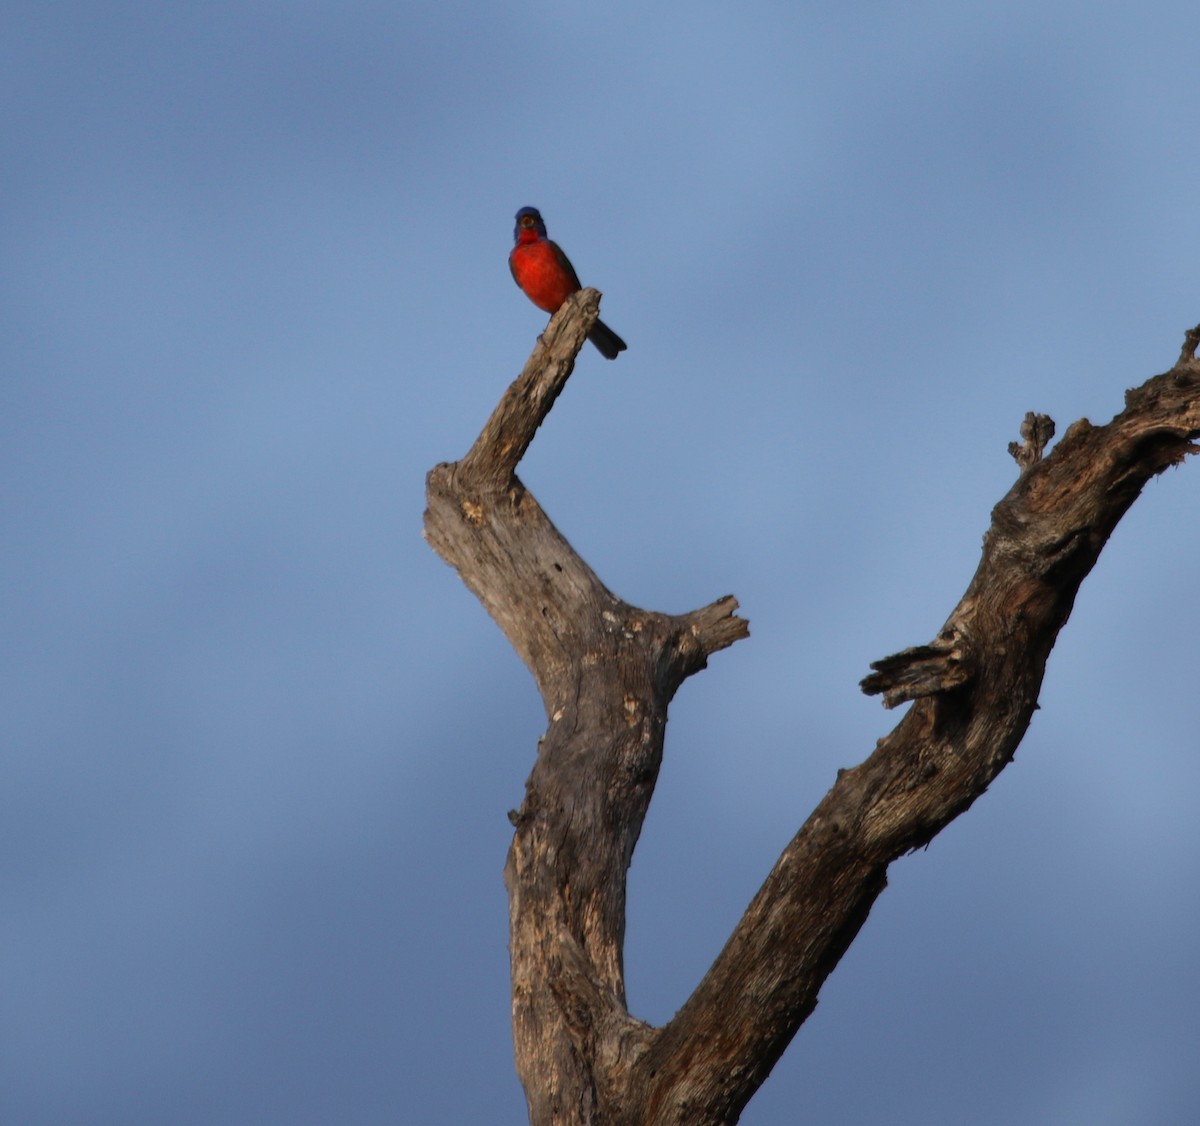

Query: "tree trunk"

xmin=423 ymin=296 xmax=1200 ymax=1124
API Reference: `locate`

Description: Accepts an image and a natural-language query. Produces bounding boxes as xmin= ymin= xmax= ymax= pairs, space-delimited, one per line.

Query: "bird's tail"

xmin=588 ymin=319 xmax=627 ymax=360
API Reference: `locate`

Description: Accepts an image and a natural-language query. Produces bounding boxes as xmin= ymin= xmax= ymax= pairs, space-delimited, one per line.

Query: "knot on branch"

xmin=860 ymin=625 xmax=973 ymax=708
xmin=1007 ymin=412 xmax=1056 ymax=472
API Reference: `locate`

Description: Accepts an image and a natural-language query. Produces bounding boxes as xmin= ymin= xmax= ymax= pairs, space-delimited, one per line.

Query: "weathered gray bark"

xmin=423 ymin=296 xmax=1200 ymax=1125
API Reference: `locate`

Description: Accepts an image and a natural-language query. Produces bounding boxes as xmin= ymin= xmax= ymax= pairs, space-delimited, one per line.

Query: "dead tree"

xmin=423 ymin=294 xmax=1200 ymax=1125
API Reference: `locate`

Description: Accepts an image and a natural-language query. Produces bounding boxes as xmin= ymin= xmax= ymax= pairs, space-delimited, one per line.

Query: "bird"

xmin=509 ymin=206 xmax=627 ymax=359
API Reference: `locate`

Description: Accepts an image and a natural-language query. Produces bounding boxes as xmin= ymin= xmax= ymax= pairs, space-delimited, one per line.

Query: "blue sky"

xmin=4 ymin=2 xmax=1199 ymax=1123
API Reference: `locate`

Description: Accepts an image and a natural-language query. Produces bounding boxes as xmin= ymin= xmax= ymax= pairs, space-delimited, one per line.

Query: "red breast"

xmin=510 ymin=238 xmax=581 ymax=314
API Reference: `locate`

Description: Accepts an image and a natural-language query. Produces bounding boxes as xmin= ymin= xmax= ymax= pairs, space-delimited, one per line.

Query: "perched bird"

xmin=508 ymin=206 xmax=627 ymax=360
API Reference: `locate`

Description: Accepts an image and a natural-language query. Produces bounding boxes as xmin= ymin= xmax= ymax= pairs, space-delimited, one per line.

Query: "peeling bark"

xmin=424 ymin=294 xmax=1200 ymax=1124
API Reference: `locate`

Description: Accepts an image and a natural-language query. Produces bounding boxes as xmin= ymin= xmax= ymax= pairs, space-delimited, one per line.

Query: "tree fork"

xmin=424 ymin=298 xmax=1200 ymax=1124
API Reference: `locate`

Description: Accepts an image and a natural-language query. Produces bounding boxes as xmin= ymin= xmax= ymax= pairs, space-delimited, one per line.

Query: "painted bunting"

xmin=509 ymin=206 xmax=627 ymax=360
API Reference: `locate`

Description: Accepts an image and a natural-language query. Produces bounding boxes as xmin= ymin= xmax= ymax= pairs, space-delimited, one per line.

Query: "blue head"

xmin=514 ymin=206 xmax=547 ymax=242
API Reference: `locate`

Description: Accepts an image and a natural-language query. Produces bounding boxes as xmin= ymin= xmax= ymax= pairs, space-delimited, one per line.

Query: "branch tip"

xmin=458 ymin=291 xmax=601 ymax=484
xmin=1007 ymin=411 xmax=1055 ymax=472
xmin=860 ymin=636 xmax=971 ymax=708
xmin=1177 ymin=323 xmax=1200 ymax=367
xmin=683 ymin=595 xmax=750 ymax=654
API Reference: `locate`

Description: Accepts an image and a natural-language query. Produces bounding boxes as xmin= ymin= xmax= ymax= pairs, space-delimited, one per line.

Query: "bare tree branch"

xmin=424 ymin=304 xmax=1200 ymax=1125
